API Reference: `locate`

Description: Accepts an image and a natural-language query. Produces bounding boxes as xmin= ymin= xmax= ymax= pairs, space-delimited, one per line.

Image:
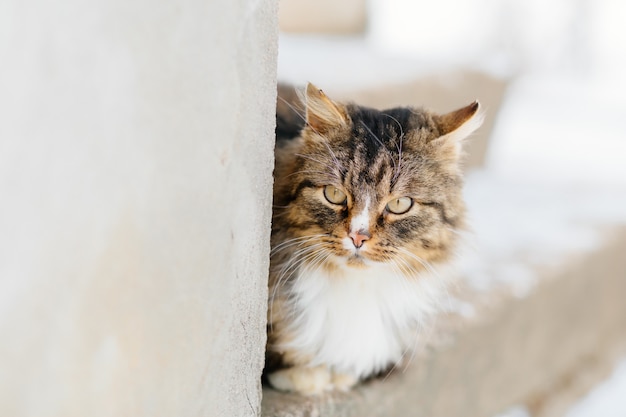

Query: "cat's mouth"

xmin=344 ymin=252 xmax=370 ymax=269
xmin=337 ymin=237 xmax=378 ymax=268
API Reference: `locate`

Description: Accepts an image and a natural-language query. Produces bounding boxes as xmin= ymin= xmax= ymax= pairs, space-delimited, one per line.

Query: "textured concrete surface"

xmin=0 ymin=1 xmax=277 ymax=416
xmin=262 ymin=195 xmax=626 ymax=417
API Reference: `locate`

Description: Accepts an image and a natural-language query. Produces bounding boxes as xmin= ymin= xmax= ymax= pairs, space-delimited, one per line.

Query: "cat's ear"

xmin=430 ymin=101 xmax=484 ymax=164
xmin=430 ymin=101 xmax=483 ymax=156
xmin=303 ymin=83 xmax=348 ymax=133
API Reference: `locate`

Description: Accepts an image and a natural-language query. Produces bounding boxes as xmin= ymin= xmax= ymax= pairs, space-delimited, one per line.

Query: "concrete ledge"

xmin=261 ymin=177 xmax=626 ymax=416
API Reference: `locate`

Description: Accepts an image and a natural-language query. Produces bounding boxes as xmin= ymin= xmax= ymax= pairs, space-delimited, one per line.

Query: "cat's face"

xmin=272 ymin=84 xmax=481 ymax=276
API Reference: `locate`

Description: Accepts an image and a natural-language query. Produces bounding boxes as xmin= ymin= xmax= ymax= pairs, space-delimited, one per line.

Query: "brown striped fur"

xmin=266 ymin=83 xmax=482 ymax=392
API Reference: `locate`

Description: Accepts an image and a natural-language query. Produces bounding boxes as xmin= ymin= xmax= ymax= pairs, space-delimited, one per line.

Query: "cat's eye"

xmin=323 ymin=185 xmax=347 ymax=205
xmin=386 ymin=197 xmax=412 ymax=214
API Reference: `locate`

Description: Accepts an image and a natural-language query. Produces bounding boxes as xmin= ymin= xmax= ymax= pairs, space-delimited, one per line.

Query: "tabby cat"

xmin=266 ymin=83 xmax=482 ymax=394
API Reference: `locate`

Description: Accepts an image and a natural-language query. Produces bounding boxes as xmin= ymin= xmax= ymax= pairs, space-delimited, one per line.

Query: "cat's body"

xmin=266 ymin=84 xmax=482 ymax=394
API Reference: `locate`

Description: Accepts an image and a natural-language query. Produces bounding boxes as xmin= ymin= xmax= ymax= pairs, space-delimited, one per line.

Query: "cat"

xmin=266 ymin=83 xmax=482 ymax=395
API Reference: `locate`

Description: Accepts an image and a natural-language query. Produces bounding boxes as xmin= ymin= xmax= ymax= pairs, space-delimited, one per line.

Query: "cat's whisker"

xmin=287 ymin=252 xmax=323 ymax=300
xmin=294 ymin=153 xmax=328 ymax=166
xmin=271 ymin=211 xmax=291 ymax=219
xmin=385 ymin=250 xmax=420 ymax=281
xmin=381 ymin=113 xmax=404 ymax=184
xmin=275 ymin=243 xmax=327 ymax=281
xmin=271 ymin=240 xmax=327 ymax=293
xmin=285 ymin=87 xmax=345 ymax=172
xmin=283 ymin=248 xmax=333 ymax=321
xmin=392 ymin=253 xmax=448 ymax=316
xmin=392 ymin=256 xmax=425 ymax=299
xmin=388 ymin=255 xmax=412 ymax=279
xmin=269 ymin=255 xmax=301 ymax=326
xmin=359 ymin=121 xmax=397 ymax=173
xmin=285 ymin=170 xmax=335 ymax=179
xmin=269 ymin=243 xmax=330 ymax=326
xmin=274 ymin=243 xmax=331 ymax=295
xmin=397 ymin=248 xmax=439 ymax=278
xmin=300 ymin=249 xmax=330 ymax=276
xmin=277 ymin=95 xmax=307 ymax=124
xmin=279 ymin=89 xmax=346 ymax=178
xmin=359 ymin=120 xmax=387 ymax=152
xmin=294 ymin=152 xmax=343 ymax=178
xmin=400 ymin=248 xmax=445 ymax=294
xmin=321 ymin=140 xmax=345 ymax=176
xmin=271 ymin=236 xmax=321 ymax=256
xmin=270 ymin=234 xmax=327 ymax=257
xmin=292 ymin=248 xmax=332 ymax=292
xmin=389 ymin=258 xmax=417 ymax=294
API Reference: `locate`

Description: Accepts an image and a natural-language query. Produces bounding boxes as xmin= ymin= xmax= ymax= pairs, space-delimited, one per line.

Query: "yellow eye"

xmin=386 ymin=197 xmax=412 ymax=214
xmin=323 ymin=185 xmax=347 ymax=205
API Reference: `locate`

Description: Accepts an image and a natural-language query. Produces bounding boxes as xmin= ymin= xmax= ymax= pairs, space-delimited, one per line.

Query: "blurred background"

xmin=278 ymin=0 xmax=626 ymax=184
xmin=274 ymin=0 xmax=626 ymax=416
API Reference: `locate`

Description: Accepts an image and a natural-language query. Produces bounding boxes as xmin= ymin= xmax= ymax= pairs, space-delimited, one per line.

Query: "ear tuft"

xmin=433 ymin=101 xmax=483 ymax=141
xmin=433 ymin=101 xmax=482 ymax=139
xmin=430 ymin=101 xmax=484 ymax=161
xmin=303 ymin=83 xmax=348 ymax=133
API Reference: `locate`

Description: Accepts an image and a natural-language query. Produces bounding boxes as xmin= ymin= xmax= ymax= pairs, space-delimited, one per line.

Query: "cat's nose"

xmin=349 ymin=229 xmax=370 ymax=249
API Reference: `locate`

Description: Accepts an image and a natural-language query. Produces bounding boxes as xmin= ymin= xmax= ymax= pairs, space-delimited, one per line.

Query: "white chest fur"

xmin=282 ymin=262 xmax=444 ymax=378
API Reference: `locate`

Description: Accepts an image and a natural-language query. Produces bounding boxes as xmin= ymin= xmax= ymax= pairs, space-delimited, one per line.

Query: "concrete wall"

xmin=0 ymin=1 xmax=277 ymax=416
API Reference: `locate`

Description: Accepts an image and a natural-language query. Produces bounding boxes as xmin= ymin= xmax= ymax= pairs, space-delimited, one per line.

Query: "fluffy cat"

xmin=266 ymin=83 xmax=482 ymax=395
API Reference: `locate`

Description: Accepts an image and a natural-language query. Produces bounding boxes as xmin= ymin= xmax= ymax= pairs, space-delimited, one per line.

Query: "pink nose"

xmin=349 ymin=230 xmax=370 ymax=249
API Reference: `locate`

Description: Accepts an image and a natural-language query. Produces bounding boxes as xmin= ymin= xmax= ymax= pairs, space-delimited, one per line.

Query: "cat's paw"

xmin=331 ymin=372 xmax=358 ymax=392
xmin=267 ymin=366 xmax=332 ymax=395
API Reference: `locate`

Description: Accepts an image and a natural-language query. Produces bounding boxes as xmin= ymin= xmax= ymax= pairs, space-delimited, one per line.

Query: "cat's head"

xmin=273 ymin=83 xmax=482 ymax=274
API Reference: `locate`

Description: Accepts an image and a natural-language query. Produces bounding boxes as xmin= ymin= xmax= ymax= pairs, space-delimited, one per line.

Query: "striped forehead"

xmin=304 ymin=106 xmax=424 ymax=203
xmin=345 ymin=148 xmax=390 ymax=190
xmin=341 ymin=110 xmax=406 ymax=199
